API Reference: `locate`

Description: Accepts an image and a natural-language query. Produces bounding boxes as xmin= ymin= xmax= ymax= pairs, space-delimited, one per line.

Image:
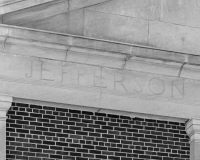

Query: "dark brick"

xmin=30 ymin=113 xmax=42 ymax=118
xmin=76 ymin=157 xmax=88 ymax=160
xmin=16 ymin=103 xmax=29 ymax=108
xmin=49 ymin=128 xmax=61 ymax=132
xmin=30 ymin=105 xmax=42 ymax=109
xmin=6 ymin=103 xmax=190 ymax=160
xmin=50 ymin=145 xmax=62 ymax=150
xmin=76 ymin=131 xmax=88 ymax=135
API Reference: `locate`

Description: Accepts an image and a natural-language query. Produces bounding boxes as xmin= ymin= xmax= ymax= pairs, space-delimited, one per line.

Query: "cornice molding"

xmin=1 ymin=24 xmax=200 ymax=80
xmin=0 ymin=94 xmax=13 ymax=119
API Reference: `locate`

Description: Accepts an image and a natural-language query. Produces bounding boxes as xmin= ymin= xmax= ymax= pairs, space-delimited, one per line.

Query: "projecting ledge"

xmin=0 ymin=24 xmax=195 ymax=65
xmin=0 ymin=24 xmax=195 ymax=78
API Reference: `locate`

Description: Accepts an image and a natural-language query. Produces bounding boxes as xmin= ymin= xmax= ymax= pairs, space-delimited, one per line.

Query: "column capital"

xmin=186 ymin=118 xmax=200 ymax=143
xmin=186 ymin=118 xmax=200 ymax=160
xmin=0 ymin=94 xmax=13 ymax=120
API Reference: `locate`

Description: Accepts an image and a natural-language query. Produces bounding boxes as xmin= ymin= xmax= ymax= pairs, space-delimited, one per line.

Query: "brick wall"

xmin=6 ymin=102 xmax=190 ymax=160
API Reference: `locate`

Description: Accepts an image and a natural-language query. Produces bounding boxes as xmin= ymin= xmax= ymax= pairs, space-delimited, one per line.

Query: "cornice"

xmin=0 ymin=94 xmax=13 ymax=119
xmin=186 ymin=119 xmax=200 ymax=145
xmin=1 ymin=24 xmax=200 ymax=80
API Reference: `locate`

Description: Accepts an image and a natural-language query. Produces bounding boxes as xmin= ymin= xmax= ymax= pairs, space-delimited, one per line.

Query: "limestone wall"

xmin=2 ymin=0 xmax=200 ymax=55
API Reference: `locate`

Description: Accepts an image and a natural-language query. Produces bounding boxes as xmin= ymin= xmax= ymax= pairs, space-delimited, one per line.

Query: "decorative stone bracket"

xmin=0 ymin=95 xmax=12 ymax=160
xmin=186 ymin=119 xmax=200 ymax=160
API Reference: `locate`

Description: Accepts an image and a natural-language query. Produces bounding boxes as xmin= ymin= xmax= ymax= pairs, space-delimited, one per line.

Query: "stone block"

xmin=67 ymin=47 xmax=126 ymax=69
xmin=149 ymin=21 xmax=200 ymax=55
xmin=3 ymin=0 xmax=68 ymax=25
xmin=87 ymin=0 xmax=160 ymax=20
xmin=3 ymin=0 xmax=55 ymax=13
xmin=22 ymin=9 xmax=84 ymax=36
xmin=161 ymin=0 xmax=200 ymax=28
xmin=8 ymin=26 xmax=71 ymax=45
xmin=72 ymin=36 xmax=132 ymax=55
xmin=131 ymin=46 xmax=188 ymax=63
xmin=84 ymin=10 xmax=149 ymax=45
xmin=125 ymin=57 xmax=181 ymax=76
xmin=4 ymin=38 xmax=68 ymax=61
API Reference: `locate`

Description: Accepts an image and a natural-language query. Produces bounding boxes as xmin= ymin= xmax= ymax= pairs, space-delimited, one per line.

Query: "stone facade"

xmin=0 ymin=0 xmax=200 ymax=160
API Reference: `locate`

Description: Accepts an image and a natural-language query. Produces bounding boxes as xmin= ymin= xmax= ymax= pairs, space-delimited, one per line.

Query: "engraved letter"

xmin=171 ymin=79 xmax=184 ymax=98
xmin=40 ymin=61 xmax=54 ymax=81
xmin=61 ymin=63 xmax=68 ymax=83
xmin=78 ymin=69 xmax=85 ymax=86
xmin=132 ymin=76 xmax=142 ymax=93
xmin=94 ymin=69 xmax=101 ymax=87
xmin=114 ymin=72 xmax=128 ymax=92
xmin=149 ymin=77 xmax=165 ymax=95
xmin=94 ymin=69 xmax=107 ymax=88
xmin=26 ymin=60 xmax=33 ymax=78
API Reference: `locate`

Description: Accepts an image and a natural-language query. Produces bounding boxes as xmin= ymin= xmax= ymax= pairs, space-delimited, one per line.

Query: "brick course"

xmin=6 ymin=102 xmax=190 ymax=160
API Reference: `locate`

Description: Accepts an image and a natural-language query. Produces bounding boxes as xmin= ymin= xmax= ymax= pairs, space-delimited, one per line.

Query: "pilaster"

xmin=0 ymin=95 xmax=12 ymax=160
xmin=186 ymin=119 xmax=200 ymax=160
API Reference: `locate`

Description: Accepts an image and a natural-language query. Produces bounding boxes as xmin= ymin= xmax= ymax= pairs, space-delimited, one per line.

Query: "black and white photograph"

xmin=0 ymin=0 xmax=198 ymax=160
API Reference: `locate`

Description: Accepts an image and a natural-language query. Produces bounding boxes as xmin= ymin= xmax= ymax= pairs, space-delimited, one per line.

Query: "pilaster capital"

xmin=0 ymin=94 xmax=13 ymax=120
xmin=186 ymin=119 xmax=200 ymax=144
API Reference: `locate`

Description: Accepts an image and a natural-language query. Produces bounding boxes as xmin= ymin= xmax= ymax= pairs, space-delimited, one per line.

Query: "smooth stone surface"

xmin=4 ymin=38 xmax=68 ymax=61
xmin=181 ymin=65 xmax=200 ymax=80
xmin=0 ymin=0 xmax=22 ymax=6
xmin=87 ymin=0 xmax=160 ymax=20
xmin=1 ymin=52 xmax=200 ymax=119
xmin=22 ymin=9 xmax=84 ymax=35
xmin=84 ymin=10 xmax=149 ymax=45
xmin=72 ymin=36 xmax=132 ymax=55
xmin=7 ymin=26 xmax=71 ymax=45
xmin=190 ymin=142 xmax=200 ymax=160
xmin=161 ymin=0 xmax=200 ymax=28
xmin=125 ymin=57 xmax=181 ymax=76
xmin=149 ymin=21 xmax=200 ymax=55
xmin=131 ymin=46 xmax=188 ymax=63
xmin=67 ymin=47 xmax=126 ymax=69
xmin=1 ymin=78 xmax=200 ymax=119
xmin=0 ymin=6 xmax=5 ymax=15
xmin=4 ymin=0 xmax=55 ymax=13
xmin=2 ymin=0 xmax=68 ymax=25
xmin=69 ymin=0 xmax=110 ymax=11
xmin=0 ymin=121 xmax=6 ymax=160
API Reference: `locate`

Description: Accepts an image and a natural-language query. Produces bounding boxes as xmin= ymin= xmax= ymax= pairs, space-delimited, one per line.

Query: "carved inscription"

xmin=171 ymin=79 xmax=184 ymax=98
xmin=149 ymin=78 xmax=165 ymax=95
xmin=25 ymin=59 xmax=185 ymax=99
